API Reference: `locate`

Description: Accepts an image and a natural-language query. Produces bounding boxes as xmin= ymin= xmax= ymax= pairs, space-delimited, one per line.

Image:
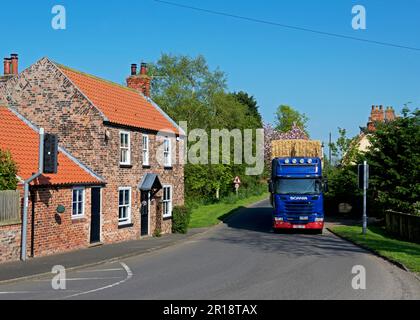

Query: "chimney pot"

xmin=3 ymin=58 xmax=11 ymax=75
xmin=140 ymin=62 xmax=147 ymax=75
xmin=10 ymin=53 xmax=18 ymax=75
xmin=131 ymin=64 xmax=137 ymax=76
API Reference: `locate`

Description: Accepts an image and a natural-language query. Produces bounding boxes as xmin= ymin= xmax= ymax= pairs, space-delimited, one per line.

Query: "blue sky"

xmin=2 ymin=0 xmax=420 ymax=144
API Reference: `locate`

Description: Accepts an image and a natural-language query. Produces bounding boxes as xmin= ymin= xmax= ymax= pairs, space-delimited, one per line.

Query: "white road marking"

xmin=76 ymin=268 xmax=124 ymax=273
xmin=0 ymin=291 xmax=32 ymax=295
xmin=34 ymin=277 xmax=122 ymax=282
xmin=61 ymin=262 xmax=133 ymax=299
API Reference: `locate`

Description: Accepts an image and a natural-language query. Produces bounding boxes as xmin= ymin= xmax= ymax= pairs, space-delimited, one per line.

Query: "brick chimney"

xmin=366 ymin=105 xmax=397 ymax=133
xmin=0 ymin=54 xmax=18 ymax=84
xmin=385 ymin=106 xmax=396 ymax=122
xmin=126 ymin=62 xmax=151 ymax=97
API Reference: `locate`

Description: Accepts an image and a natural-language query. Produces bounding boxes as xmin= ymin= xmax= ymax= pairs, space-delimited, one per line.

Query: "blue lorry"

xmin=269 ymin=157 xmax=326 ymax=233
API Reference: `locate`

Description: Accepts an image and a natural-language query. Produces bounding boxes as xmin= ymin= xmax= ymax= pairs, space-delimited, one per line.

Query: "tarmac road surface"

xmin=1 ymin=199 xmax=419 ymax=300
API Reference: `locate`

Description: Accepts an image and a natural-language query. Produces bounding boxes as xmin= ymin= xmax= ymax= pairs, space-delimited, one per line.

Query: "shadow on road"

xmin=210 ymin=203 xmax=368 ymax=258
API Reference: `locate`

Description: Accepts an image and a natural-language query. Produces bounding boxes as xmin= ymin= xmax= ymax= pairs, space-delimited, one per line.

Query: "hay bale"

xmin=272 ymin=140 xmax=322 ymax=158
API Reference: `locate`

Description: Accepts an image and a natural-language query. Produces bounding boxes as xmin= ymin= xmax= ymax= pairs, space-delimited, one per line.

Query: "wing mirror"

xmin=268 ymin=180 xmax=274 ymax=193
xmin=323 ymin=180 xmax=329 ymax=193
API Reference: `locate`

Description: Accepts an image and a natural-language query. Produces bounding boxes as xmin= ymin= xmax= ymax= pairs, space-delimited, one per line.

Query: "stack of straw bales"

xmin=272 ymin=140 xmax=322 ymax=159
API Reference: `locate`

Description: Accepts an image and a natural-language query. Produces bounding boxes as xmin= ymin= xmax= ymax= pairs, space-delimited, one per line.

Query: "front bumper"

xmin=273 ymin=221 xmax=324 ymax=230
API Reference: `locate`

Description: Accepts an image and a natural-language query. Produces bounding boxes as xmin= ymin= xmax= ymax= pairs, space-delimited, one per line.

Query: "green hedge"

xmin=172 ymin=205 xmax=192 ymax=234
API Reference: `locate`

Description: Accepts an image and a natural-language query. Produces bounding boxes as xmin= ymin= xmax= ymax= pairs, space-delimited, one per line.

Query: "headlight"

xmin=274 ymin=217 xmax=284 ymax=222
xmin=300 ymin=159 xmax=305 ymax=164
xmin=308 ymin=159 xmax=313 ymax=164
xmin=284 ymin=159 xmax=290 ymax=164
xmin=292 ymin=159 xmax=297 ymax=164
xmin=315 ymin=218 xmax=324 ymax=222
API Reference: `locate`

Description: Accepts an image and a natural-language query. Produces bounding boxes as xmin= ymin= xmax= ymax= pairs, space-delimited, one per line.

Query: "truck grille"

xmin=285 ymin=201 xmax=313 ymax=214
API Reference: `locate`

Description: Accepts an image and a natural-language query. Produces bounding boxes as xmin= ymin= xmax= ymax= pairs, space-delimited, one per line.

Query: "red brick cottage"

xmin=0 ymin=55 xmax=185 ymax=250
xmin=0 ymin=106 xmax=105 ymax=263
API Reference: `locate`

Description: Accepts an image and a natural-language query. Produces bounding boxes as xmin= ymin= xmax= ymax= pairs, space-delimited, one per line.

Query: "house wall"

xmin=27 ymin=186 xmax=92 ymax=258
xmin=1 ymin=185 xmax=94 ymax=263
xmin=2 ymin=57 xmax=184 ymax=248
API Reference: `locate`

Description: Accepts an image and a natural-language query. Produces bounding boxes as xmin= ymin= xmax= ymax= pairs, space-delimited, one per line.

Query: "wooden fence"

xmin=385 ymin=210 xmax=420 ymax=244
xmin=0 ymin=190 xmax=21 ymax=226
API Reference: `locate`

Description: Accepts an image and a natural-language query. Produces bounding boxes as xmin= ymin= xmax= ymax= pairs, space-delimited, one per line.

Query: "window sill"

xmin=142 ymin=165 xmax=151 ymax=169
xmin=164 ymin=166 xmax=173 ymax=170
xmin=163 ymin=216 xmax=172 ymax=221
xmin=118 ymin=222 xmax=133 ymax=229
xmin=72 ymin=216 xmax=86 ymax=223
xmin=119 ymin=164 xmax=133 ymax=169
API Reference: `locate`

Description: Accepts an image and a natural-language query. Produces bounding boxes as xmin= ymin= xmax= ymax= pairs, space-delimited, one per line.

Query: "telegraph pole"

xmin=362 ymin=161 xmax=368 ymax=235
xmin=329 ymin=132 xmax=332 ymax=165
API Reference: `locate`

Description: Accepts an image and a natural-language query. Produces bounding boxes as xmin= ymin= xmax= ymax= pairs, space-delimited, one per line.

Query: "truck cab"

xmin=269 ymin=157 xmax=325 ymax=232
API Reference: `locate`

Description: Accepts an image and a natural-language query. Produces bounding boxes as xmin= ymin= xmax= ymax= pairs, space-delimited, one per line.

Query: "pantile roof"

xmin=57 ymin=65 xmax=179 ymax=134
xmin=0 ymin=107 xmax=104 ymax=186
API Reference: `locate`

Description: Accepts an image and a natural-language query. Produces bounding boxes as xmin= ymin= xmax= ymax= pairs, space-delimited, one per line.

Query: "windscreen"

xmin=275 ymin=179 xmax=322 ymax=195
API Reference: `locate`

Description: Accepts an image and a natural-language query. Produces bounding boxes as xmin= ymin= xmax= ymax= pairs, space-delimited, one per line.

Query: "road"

xmin=1 ymin=199 xmax=419 ymax=300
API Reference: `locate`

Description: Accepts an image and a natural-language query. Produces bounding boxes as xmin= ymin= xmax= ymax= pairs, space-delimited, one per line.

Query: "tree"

xmin=149 ymin=54 xmax=264 ymax=201
xmin=231 ymin=91 xmax=263 ymax=127
xmin=275 ymin=105 xmax=309 ymax=136
xmin=329 ymin=128 xmax=359 ymax=165
xmin=365 ymin=108 xmax=420 ymax=214
xmin=149 ymin=53 xmax=226 ymax=128
xmin=0 ymin=149 xmax=18 ymax=190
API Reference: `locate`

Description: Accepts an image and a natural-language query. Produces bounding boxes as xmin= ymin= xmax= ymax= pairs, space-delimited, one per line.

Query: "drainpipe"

xmin=21 ymin=128 xmax=44 ymax=261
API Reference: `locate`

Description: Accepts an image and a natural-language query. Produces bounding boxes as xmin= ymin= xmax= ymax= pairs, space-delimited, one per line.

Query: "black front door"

xmin=90 ymin=188 xmax=101 ymax=243
xmin=141 ymin=191 xmax=149 ymax=236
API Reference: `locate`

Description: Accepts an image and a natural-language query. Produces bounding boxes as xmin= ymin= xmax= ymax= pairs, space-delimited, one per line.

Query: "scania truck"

xmin=269 ymin=140 xmax=326 ymax=233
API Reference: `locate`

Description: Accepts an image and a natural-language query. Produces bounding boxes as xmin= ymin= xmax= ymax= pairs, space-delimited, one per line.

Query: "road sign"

xmin=233 ymin=176 xmax=241 ymax=185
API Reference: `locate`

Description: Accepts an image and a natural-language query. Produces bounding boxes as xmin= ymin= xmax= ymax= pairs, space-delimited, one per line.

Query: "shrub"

xmin=172 ymin=206 xmax=192 ymax=234
xmin=153 ymin=228 xmax=162 ymax=238
xmin=0 ymin=149 xmax=18 ymax=191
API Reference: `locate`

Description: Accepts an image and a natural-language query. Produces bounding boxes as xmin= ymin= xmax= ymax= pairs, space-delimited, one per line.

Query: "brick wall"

xmin=0 ymin=223 xmax=21 ymax=263
xmin=3 ymin=57 xmax=184 ymax=248
xmin=27 ymin=186 xmax=91 ymax=257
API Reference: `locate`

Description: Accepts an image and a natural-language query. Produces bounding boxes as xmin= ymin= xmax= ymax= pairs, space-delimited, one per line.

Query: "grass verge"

xmin=330 ymin=225 xmax=420 ymax=273
xmin=189 ymin=193 xmax=268 ymax=229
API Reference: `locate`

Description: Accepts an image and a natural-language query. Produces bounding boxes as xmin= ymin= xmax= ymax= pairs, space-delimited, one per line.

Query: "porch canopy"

xmin=138 ymin=173 xmax=162 ymax=195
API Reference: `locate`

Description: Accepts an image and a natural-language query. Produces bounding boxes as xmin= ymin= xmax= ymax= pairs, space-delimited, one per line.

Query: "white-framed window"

xmin=72 ymin=187 xmax=85 ymax=218
xmin=142 ymin=134 xmax=149 ymax=166
xmin=119 ymin=131 xmax=131 ymax=165
xmin=163 ymin=138 xmax=171 ymax=167
xmin=118 ymin=187 xmax=131 ymax=225
xmin=162 ymin=185 xmax=172 ymax=218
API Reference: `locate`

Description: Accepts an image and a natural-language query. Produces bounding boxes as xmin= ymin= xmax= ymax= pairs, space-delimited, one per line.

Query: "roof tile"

xmin=58 ymin=65 xmax=179 ymax=134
